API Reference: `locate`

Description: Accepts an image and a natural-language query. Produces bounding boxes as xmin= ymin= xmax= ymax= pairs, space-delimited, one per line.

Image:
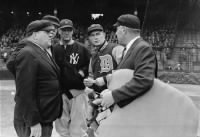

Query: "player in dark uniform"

xmin=54 ymin=19 xmax=91 ymax=137
xmin=84 ymin=24 xmax=124 ymax=93
xmin=83 ymin=24 xmax=124 ymax=134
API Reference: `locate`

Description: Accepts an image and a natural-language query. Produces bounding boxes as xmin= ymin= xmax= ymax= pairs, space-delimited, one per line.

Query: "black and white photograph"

xmin=0 ymin=0 xmax=200 ymax=137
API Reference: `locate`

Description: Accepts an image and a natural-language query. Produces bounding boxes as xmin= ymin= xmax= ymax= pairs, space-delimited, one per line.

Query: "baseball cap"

xmin=42 ymin=15 xmax=60 ymax=27
xmin=26 ymin=20 xmax=54 ymax=34
xmin=59 ymin=19 xmax=73 ymax=29
xmin=87 ymin=24 xmax=104 ymax=35
xmin=113 ymin=14 xmax=140 ymax=30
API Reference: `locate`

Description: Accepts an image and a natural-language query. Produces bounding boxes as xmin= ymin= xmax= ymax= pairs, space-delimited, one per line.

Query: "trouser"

xmin=55 ymin=92 xmax=89 ymax=137
xmin=14 ymin=120 xmax=53 ymax=137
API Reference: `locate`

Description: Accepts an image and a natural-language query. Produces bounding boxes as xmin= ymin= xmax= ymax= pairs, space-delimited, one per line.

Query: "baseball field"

xmin=0 ymin=80 xmax=200 ymax=137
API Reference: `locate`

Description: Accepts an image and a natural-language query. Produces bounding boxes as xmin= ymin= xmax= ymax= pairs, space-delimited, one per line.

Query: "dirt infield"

xmin=0 ymin=80 xmax=200 ymax=137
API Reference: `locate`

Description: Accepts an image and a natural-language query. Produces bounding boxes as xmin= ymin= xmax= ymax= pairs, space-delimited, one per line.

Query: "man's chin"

xmin=63 ymin=38 xmax=71 ymax=41
xmin=94 ymin=42 xmax=102 ymax=47
xmin=47 ymin=42 xmax=52 ymax=46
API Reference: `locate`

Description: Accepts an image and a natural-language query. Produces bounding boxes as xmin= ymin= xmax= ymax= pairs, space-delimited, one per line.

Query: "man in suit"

xmin=9 ymin=20 xmax=62 ymax=137
xmin=6 ymin=15 xmax=60 ymax=77
xmin=99 ymin=14 xmax=158 ymax=110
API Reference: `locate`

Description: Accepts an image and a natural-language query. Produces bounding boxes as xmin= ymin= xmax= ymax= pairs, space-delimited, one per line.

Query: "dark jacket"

xmin=13 ymin=41 xmax=62 ymax=127
xmin=112 ymin=38 xmax=158 ymax=108
xmin=6 ymin=40 xmax=27 ymax=76
xmin=52 ymin=41 xmax=90 ymax=99
xmin=90 ymin=42 xmax=118 ymax=93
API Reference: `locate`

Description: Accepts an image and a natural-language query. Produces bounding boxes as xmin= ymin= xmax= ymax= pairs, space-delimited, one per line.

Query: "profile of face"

xmin=34 ymin=26 xmax=55 ymax=48
xmin=115 ymin=26 xmax=126 ymax=46
xmin=88 ymin=30 xmax=106 ymax=47
xmin=59 ymin=27 xmax=73 ymax=41
xmin=52 ymin=26 xmax=58 ymax=38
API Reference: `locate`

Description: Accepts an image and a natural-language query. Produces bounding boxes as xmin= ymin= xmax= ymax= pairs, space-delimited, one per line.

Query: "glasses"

xmin=41 ymin=29 xmax=56 ymax=34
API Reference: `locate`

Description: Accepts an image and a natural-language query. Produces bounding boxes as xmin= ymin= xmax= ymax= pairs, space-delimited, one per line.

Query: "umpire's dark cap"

xmin=87 ymin=24 xmax=104 ymax=35
xmin=26 ymin=20 xmax=53 ymax=34
xmin=113 ymin=14 xmax=140 ymax=29
xmin=59 ymin=19 xmax=73 ymax=29
xmin=42 ymin=15 xmax=60 ymax=27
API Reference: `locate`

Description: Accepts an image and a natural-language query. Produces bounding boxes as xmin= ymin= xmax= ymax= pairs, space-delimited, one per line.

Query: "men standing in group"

xmin=99 ymin=14 xmax=158 ymax=113
xmin=83 ymin=24 xmax=124 ymax=93
xmin=9 ymin=20 xmax=62 ymax=137
xmin=53 ymin=19 xmax=90 ymax=137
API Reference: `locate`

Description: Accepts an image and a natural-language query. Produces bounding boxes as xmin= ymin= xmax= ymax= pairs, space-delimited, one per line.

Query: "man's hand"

xmin=78 ymin=70 xmax=85 ymax=78
xmin=95 ymin=77 xmax=106 ymax=86
xmin=30 ymin=123 xmax=42 ymax=137
xmin=100 ymin=89 xmax=115 ymax=108
xmin=84 ymin=78 xmax=96 ymax=87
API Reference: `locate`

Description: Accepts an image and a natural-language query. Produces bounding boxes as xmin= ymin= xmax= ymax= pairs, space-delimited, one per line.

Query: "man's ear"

xmin=33 ymin=32 xmax=38 ymax=41
xmin=122 ymin=26 xmax=127 ymax=34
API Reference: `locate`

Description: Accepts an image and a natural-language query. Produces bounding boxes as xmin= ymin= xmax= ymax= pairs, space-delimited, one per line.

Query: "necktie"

xmin=44 ymin=49 xmax=60 ymax=73
xmin=121 ymin=47 xmax=126 ymax=59
xmin=44 ymin=49 xmax=52 ymax=60
xmin=44 ymin=49 xmax=57 ymax=66
xmin=119 ymin=47 xmax=126 ymax=64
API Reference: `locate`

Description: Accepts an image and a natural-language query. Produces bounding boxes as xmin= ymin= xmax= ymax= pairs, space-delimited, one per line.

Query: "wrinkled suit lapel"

xmin=30 ymin=42 xmax=60 ymax=75
xmin=118 ymin=38 xmax=143 ymax=68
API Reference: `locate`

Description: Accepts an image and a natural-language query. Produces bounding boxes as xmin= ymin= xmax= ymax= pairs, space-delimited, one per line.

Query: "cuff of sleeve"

xmin=24 ymin=111 xmax=41 ymax=127
xmin=111 ymin=89 xmax=119 ymax=104
xmin=95 ymin=77 xmax=105 ymax=86
xmin=78 ymin=70 xmax=85 ymax=78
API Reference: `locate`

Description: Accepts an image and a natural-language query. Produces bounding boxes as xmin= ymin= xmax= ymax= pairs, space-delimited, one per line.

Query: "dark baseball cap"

xmin=59 ymin=19 xmax=73 ymax=29
xmin=87 ymin=24 xmax=104 ymax=35
xmin=42 ymin=15 xmax=60 ymax=27
xmin=26 ymin=20 xmax=54 ymax=34
xmin=113 ymin=14 xmax=140 ymax=29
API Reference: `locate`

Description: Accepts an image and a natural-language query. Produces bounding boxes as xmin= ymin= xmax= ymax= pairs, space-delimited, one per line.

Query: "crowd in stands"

xmin=1 ymin=22 xmax=200 ymax=72
xmin=0 ymin=25 xmax=25 ymax=62
xmin=0 ymin=25 xmax=25 ymax=49
xmin=142 ymin=25 xmax=176 ymax=48
xmin=0 ymin=23 xmax=178 ymax=63
xmin=0 ymin=23 xmax=176 ymax=49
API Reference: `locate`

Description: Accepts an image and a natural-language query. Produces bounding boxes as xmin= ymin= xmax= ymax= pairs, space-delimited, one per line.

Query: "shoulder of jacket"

xmin=17 ymin=46 xmax=35 ymax=59
xmin=75 ymin=41 xmax=87 ymax=48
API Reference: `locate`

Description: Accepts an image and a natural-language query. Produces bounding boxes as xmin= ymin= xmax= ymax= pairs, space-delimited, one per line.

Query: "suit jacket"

xmin=14 ymin=41 xmax=62 ymax=127
xmin=6 ymin=39 xmax=27 ymax=76
xmin=112 ymin=37 xmax=157 ymax=108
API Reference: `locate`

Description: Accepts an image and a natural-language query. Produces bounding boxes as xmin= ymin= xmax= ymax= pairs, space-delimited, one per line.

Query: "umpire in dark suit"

xmin=100 ymin=14 xmax=158 ymax=109
xmin=11 ymin=20 xmax=62 ymax=137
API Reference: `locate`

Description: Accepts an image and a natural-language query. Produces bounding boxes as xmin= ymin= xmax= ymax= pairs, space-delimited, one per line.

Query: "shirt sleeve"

xmin=112 ymin=45 xmax=125 ymax=65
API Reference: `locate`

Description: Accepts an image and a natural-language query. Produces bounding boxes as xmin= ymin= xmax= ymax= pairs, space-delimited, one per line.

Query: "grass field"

xmin=0 ymin=80 xmax=200 ymax=137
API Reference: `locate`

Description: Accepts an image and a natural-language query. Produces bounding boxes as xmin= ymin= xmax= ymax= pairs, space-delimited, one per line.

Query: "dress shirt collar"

xmin=124 ymin=36 xmax=140 ymax=56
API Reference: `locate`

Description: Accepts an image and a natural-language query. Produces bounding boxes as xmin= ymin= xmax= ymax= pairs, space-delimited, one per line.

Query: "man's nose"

xmin=94 ymin=35 xmax=99 ymax=39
